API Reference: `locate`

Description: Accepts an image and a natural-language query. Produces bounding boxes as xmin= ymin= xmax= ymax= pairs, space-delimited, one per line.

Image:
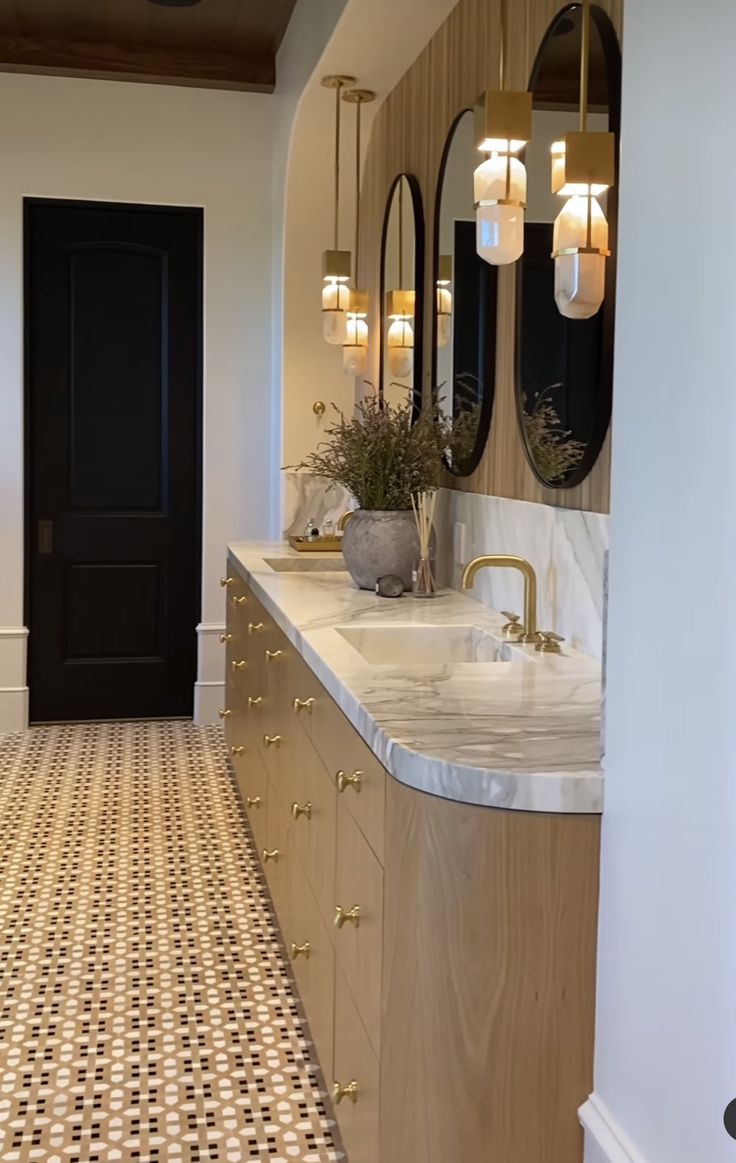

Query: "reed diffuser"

xmin=411 ymin=490 xmax=438 ymax=597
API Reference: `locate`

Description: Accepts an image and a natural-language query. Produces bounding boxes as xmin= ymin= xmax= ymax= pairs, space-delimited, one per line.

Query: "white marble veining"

xmin=281 ymin=471 xmax=354 ymax=538
xmin=227 ymin=540 xmax=604 ymax=814
xmin=435 ymin=489 xmax=609 ymax=660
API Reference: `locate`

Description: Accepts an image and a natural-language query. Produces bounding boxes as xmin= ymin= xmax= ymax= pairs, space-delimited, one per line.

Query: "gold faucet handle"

xmin=536 ymin=631 xmax=565 ymax=654
xmin=501 ymin=611 xmax=524 ymax=639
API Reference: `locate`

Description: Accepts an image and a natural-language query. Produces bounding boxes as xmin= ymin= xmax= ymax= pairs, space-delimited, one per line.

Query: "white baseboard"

xmin=194 ymin=622 xmax=226 ymax=725
xmin=0 ymin=628 xmax=29 ymax=733
xmin=194 ymin=681 xmax=225 ymax=726
xmin=580 ymin=1094 xmax=649 ymax=1163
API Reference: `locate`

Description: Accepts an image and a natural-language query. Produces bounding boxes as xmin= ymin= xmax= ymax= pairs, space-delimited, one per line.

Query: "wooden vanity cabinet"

xmin=223 ymin=561 xmax=600 ymax=1163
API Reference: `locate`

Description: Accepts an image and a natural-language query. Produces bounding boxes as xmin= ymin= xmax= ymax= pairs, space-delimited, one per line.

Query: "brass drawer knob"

xmin=248 ymin=696 xmax=263 ymax=709
xmin=262 ymin=848 xmax=280 ymax=863
xmin=265 ymin=649 xmax=284 ymax=662
xmin=263 ymin=735 xmax=282 ymax=749
xmin=293 ymin=697 xmax=315 ymax=715
xmin=291 ymin=801 xmax=312 ymax=821
xmin=246 ymin=795 xmax=262 ymax=809
xmin=233 ymin=595 xmax=247 ymax=607
xmin=333 ymin=1080 xmax=358 ymax=1105
xmin=290 ymin=941 xmax=311 ymax=960
xmin=232 ymin=660 xmax=247 ymax=671
xmin=219 ymin=633 xmax=232 ymax=644
xmin=220 ymin=576 xmax=234 ymax=587
xmin=230 ymin=745 xmax=245 ymax=756
xmin=334 ymin=904 xmax=360 ymax=930
xmin=336 ymin=769 xmax=362 ymax=794
xmin=248 ymin=622 xmax=265 ymax=635
xmin=218 ymin=709 xmax=232 ymax=719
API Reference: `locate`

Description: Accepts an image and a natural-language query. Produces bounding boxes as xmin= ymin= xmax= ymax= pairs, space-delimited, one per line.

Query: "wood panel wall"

xmin=358 ymin=0 xmax=622 ymax=514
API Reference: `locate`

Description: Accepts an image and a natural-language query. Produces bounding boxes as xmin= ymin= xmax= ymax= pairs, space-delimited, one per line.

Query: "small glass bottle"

xmin=412 ymin=554 xmax=437 ymax=598
xmin=304 ymin=516 xmax=317 ymax=539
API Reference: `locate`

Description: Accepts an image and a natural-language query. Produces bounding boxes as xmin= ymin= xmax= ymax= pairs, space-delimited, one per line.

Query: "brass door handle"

xmin=263 ymin=735 xmax=282 ymax=749
xmin=248 ymin=697 xmax=263 ymax=709
xmin=291 ymin=941 xmax=311 ymax=960
xmin=265 ymin=649 xmax=284 ymax=662
xmin=220 ymin=576 xmax=233 ymax=587
xmin=232 ymin=660 xmax=246 ymax=671
xmin=334 ymin=905 xmax=360 ymax=930
xmin=218 ymin=709 xmax=232 ymax=719
xmin=246 ymin=795 xmax=262 ymax=809
xmin=219 ymin=633 xmax=232 ymax=644
xmin=233 ymin=595 xmax=247 ymax=607
xmin=291 ymin=801 xmax=312 ymax=821
xmin=336 ymin=769 xmax=362 ymax=794
xmin=262 ymin=849 xmax=280 ymax=863
xmin=248 ymin=622 xmax=265 ymax=635
xmin=333 ymin=1080 xmax=358 ymax=1105
xmin=230 ymin=746 xmax=245 ymax=756
xmin=293 ymin=697 xmax=314 ymax=715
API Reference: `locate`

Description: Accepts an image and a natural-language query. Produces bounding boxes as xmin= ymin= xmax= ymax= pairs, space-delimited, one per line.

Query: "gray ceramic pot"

xmin=341 ymin=510 xmax=420 ymax=591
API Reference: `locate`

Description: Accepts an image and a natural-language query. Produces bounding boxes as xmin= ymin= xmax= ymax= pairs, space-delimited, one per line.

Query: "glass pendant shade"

xmin=553 ymin=193 xmax=609 ymax=320
xmin=474 ymin=153 xmax=527 ymax=266
xmin=436 ymin=285 xmax=452 ymax=348
xmin=342 ymin=315 xmax=369 ymax=375
xmin=322 ymin=279 xmax=350 ymax=344
xmin=387 ymin=318 xmax=414 ymax=378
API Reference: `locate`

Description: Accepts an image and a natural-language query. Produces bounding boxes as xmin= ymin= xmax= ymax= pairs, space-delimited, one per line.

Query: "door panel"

xmin=26 ymin=199 xmax=202 ymax=721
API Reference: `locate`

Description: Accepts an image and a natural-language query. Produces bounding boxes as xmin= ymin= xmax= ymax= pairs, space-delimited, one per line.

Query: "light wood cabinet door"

xmin=287 ymin=864 xmax=336 ymax=1083
xmin=236 ymin=748 xmax=269 ymax=855
xmin=261 ymin=792 xmax=293 ymax=939
xmin=334 ymin=802 xmax=384 ymax=1058
xmin=333 ymin=965 xmax=380 ymax=1163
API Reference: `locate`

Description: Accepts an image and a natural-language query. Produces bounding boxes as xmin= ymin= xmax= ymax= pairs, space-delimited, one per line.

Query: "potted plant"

xmin=290 ymin=390 xmax=448 ymax=590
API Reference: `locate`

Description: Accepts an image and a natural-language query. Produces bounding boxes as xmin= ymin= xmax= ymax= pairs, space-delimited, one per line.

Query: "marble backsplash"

xmin=435 ymin=489 xmax=609 ymax=660
xmin=282 ymin=471 xmax=354 ymax=537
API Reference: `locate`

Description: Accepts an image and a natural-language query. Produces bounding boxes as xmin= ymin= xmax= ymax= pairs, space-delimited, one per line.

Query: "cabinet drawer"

xmin=287 ymin=864 xmax=335 ymax=1083
xmin=333 ymin=965 xmax=380 ymax=1163
xmin=261 ymin=794 xmax=293 ymax=939
xmin=234 ymin=748 xmax=269 ymax=855
xmin=289 ymin=734 xmax=337 ymax=934
xmin=334 ymin=802 xmax=384 ymax=1057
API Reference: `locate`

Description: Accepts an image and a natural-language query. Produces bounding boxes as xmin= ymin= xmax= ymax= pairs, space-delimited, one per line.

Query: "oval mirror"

xmin=433 ymin=111 xmax=498 ymax=476
xmin=516 ymin=4 xmax=621 ymax=488
xmin=380 ymin=174 xmax=424 ymax=411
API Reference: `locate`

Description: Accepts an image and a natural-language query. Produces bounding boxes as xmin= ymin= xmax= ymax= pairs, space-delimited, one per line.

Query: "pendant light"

xmin=550 ymin=0 xmax=615 ymax=319
xmin=436 ymin=255 xmax=453 ymax=348
xmin=321 ymin=75 xmax=355 ymax=345
xmin=386 ymin=180 xmax=415 ymax=379
xmin=342 ymin=88 xmax=376 ymax=377
xmin=473 ymin=0 xmax=532 ymax=266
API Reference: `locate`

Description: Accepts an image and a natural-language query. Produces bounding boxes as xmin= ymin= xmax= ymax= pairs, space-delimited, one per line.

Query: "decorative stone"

xmin=376 ymin=575 xmax=404 ymax=598
xmin=341 ymin=510 xmax=419 ymax=591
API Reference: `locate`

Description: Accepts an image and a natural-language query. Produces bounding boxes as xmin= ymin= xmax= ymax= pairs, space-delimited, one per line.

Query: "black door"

xmin=25 ymin=199 xmax=202 ymax=722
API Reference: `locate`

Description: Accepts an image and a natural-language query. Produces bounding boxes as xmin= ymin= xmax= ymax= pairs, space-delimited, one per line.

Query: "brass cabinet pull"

xmin=246 ymin=795 xmax=262 ymax=809
xmin=218 ymin=709 xmax=232 ymax=719
xmin=333 ymin=1080 xmax=358 ymax=1105
xmin=334 ymin=904 xmax=361 ymax=930
xmin=248 ymin=697 xmax=263 ymax=710
xmin=293 ymin=697 xmax=315 ymax=715
xmin=232 ymin=660 xmax=247 ymax=671
xmin=263 ymin=735 xmax=282 ymax=749
xmin=219 ymin=633 xmax=232 ymax=644
xmin=233 ymin=595 xmax=247 ymax=607
xmin=248 ymin=622 xmax=265 ymax=635
xmin=230 ymin=745 xmax=245 ymax=756
xmin=220 ymin=577 xmax=233 ymax=587
xmin=262 ymin=849 xmax=280 ymax=863
xmin=291 ymin=941 xmax=311 ymax=960
xmin=265 ymin=649 xmax=284 ymax=662
xmin=336 ymin=769 xmax=362 ymax=794
xmin=291 ymin=801 xmax=312 ymax=821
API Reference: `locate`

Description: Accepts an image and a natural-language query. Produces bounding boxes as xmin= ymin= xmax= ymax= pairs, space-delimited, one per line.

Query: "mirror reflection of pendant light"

xmin=551 ymin=0 xmax=615 ymax=319
xmin=321 ymin=74 xmax=355 ymax=345
xmin=436 ymin=254 xmax=453 ymax=348
xmin=342 ymin=88 xmax=376 ymax=377
xmin=473 ymin=0 xmax=532 ymax=266
xmin=386 ymin=180 xmax=415 ymax=379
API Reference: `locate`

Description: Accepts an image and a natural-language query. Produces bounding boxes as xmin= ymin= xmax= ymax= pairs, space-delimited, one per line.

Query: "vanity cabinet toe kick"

xmin=222 ymin=556 xmax=600 ymax=1163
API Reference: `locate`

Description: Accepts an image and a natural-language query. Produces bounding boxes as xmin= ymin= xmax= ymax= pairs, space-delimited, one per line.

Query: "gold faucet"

xmin=462 ymin=555 xmax=540 ymax=644
xmin=338 ymin=510 xmax=356 ymax=532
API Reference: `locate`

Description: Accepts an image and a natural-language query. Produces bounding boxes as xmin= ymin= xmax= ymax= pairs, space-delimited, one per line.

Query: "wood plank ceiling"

xmin=0 ymin=0 xmax=299 ymax=91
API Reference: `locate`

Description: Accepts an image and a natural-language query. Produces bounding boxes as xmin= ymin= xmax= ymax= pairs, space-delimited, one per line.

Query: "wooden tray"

xmin=288 ymin=535 xmax=343 ymax=554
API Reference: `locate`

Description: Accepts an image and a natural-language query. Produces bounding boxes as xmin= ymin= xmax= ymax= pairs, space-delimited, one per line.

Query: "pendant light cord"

xmin=354 ymin=100 xmax=361 ymax=278
xmin=334 ymin=82 xmax=342 ymax=250
xmin=580 ymin=0 xmax=590 ymax=133
xmin=499 ymin=0 xmax=507 ymax=91
xmin=398 ymin=178 xmax=404 ymax=288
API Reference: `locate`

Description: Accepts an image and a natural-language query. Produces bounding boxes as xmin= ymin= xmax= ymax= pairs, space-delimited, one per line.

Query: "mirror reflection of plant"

xmin=431 ymin=380 xmax=482 ymax=472
xmin=521 ymin=384 xmax=586 ymax=483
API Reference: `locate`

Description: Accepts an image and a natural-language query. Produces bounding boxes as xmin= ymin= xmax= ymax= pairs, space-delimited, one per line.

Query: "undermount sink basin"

xmin=264 ymin=556 xmax=348 ymax=573
xmin=336 ymin=624 xmax=511 ymax=665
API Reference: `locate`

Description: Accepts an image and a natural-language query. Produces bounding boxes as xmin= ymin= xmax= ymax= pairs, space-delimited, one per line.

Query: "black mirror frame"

xmin=379 ymin=173 xmax=425 ymax=415
xmin=514 ymin=3 xmax=622 ymax=491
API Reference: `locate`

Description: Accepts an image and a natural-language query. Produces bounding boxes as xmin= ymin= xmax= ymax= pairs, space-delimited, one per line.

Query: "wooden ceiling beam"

xmin=0 ymin=32 xmax=275 ymax=92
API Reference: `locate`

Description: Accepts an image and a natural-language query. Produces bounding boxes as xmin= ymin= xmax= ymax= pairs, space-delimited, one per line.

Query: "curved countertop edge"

xmin=227 ymin=542 xmax=604 ymax=816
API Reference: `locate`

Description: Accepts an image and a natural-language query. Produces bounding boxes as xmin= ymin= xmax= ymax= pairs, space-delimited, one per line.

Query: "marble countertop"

xmin=227 ymin=541 xmax=604 ymax=814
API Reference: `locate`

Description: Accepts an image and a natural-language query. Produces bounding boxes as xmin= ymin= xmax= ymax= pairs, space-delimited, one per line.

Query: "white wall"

xmin=582 ymin=0 xmax=736 ymax=1159
xmin=0 ymin=72 xmax=275 ymax=730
